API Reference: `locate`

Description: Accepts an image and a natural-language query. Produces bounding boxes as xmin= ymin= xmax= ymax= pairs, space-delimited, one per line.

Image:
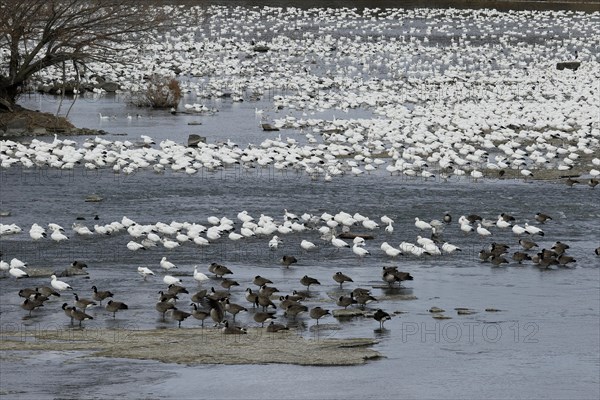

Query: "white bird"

xmin=194 ymin=236 xmax=210 ymax=246
xmin=476 ymin=223 xmax=492 ymax=237
xmin=423 ymin=242 xmax=441 ymax=255
xmin=9 ymin=266 xmax=28 ymax=279
xmin=385 ymin=223 xmax=394 ymax=234
xmin=331 ymin=236 xmax=350 ymax=249
xmin=51 ymin=230 xmax=69 ymax=242
xmin=460 ymin=223 xmax=474 ymax=234
xmin=137 ymin=266 xmax=155 ymax=280
xmin=268 ymin=235 xmax=282 ymax=250
xmin=381 ymin=215 xmax=394 ymax=225
xmin=228 ymin=232 xmax=244 ymax=241
xmin=352 ymin=243 xmax=370 ymax=258
xmin=127 ymin=241 xmax=146 ymax=251
xmin=512 ymin=225 xmax=527 ymax=235
xmin=51 ymin=274 xmax=72 ymax=291
xmin=160 ymin=257 xmax=177 ymax=270
xmin=301 ymin=239 xmax=317 ymax=251
xmin=496 ymin=217 xmax=512 ymax=229
xmin=10 ymin=258 xmax=27 ymax=269
xmin=163 ymin=275 xmax=182 ymax=285
xmin=414 ymin=217 xmax=432 ymax=230
xmin=193 ymin=266 xmax=209 ymax=284
xmin=381 ymin=242 xmax=401 ymax=257
xmin=162 ymin=239 xmax=180 ymax=249
xmin=441 ymin=242 xmax=461 ymax=254
xmin=362 ymin=219 xmax=379 ymax=230
xmin=524 ymin=223 xmax=544 ymax=236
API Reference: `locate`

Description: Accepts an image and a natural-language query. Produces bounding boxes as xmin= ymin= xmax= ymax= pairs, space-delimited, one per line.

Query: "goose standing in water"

xmin=106 ymin=300 xmax=128 ymax=318
xmin=373 ymin=309 xmax=391 ymax=329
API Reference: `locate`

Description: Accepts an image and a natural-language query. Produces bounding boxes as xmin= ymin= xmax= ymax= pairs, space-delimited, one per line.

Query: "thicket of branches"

xmin=0 ymin=0 xmax=168 ymax=112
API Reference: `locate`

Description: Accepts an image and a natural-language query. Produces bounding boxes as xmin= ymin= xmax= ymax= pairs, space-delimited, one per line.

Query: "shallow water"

xmin=2 ymin=4 xmax=600 ymax=400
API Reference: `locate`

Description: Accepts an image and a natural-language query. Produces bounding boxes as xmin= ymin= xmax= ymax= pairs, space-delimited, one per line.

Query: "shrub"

xmin=130 ymin=75 xmax=181 ymax=109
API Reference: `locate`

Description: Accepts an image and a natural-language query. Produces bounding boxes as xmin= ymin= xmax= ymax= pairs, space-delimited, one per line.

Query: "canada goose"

xmin=245 ymin=288 xmax=258 ymax=307
xmin=266 ymin=321 xmax=289 ymax=333
xmin=336 ymin=295 xmax=356 ymax=309
xmin=565 ymin=177 xmax=579 ymax=187
xmin=71 ymin=261 xmax=88 ymax=270
xmin=285 ymin=303 xmax=308 ymax=319
xmin=382 ymin=267 xmax=413 ymax=286
xmin=351 ymin=292 xmax=377 ymax=308
xmin=443 ymin=213 xmax=452 ymax=224
xmin=167 ymin=284 xmax=189 ymax=295
xmin=36 ymin=286 xmax=61 ymax=298
xmin=224 ymin=299 xmax=247 ymax=321
xmin=62 ymin=303 xmax=75 ymax=324
xmin=221 ymin=320 xmax=247 ymax=335
xmin=287 ymin=290 xmax=307 ymax=302
xmin=171 ymin=308 xmax=192 ymax=328
xmin=300 ymin=275 xmax=320 ymax=290
xmin=491 ymin=242 xmax=510 ymax=256
xmin=209 ymin=263 xmax=233 ymax=278
xmin=156 ymin=301 xmax=175 ymax=320
xmin=535 ymin=213 xmax=552 ymax=224
xmin=253 ymin=311 xmax=277 ymax=327
xmin=332 ymin=272 xmax=353 ymax=288
xmin=595 ymin=247 xmax=600 ymax=256
xmin=256 ymin=294 xmax=276 ymax=311
xmin=252 ymin=275 xmax=273 ymax=287
xmin=278 ymin=296 xmax=297 ymax=311
xmin=259 ymin=284 xmax=279 ymax=297
xmin=207 ymin=297 xmax=225 ymax=325
xmin=557 ymin=254 xmax=576 ymax=267
xmin=589 ymin=178 xmax=599 ymax=188
xmin=309 ymin=307 xmax=330 ymax=325
xmin=551 ymin=241 xmax=570 ymax=256
xmin=500 ymin=213 xmax=516 ymax=222
xmin=466 ymin=214 xmax=483 ymax=223
xmin=512 ymin=252 xmax=532 ymax=264
xmin=70 ymin=307 xmax=94 ymax=327
xmin=220 ymin=278 xmax=240 ymax=292
xmin=190 ymin=289 xmax=207 ymax=305
xmin=73 ymin=293 xmax=97 ymax=310
xmin=158 ymin=291 xmax=178 ymax=303
xmin=352 ymin=287 xmax=371 ymax=297
xmin=479 ymin=249 xmax=493 ymax=262
xmin=519 ymin=238 xmax=538 ymax=250
xmin=208 ymin=287 xmax=229 ymax=300
xmin=281 ymin=255 xmax=297 ymax=267
xmin=21 ymin=298 xmax=44 ymax=316
xmin=91 ymin=286 xmax=113 ymax=305
xmin=18 ymin=288 xmax=37 ymax=299
xmin=190 ymin=303 xmax=210 ymax=327
xmin=106 ymin=300 xmax=128 ymax=318
xmin=491 ymin=255 xmax=509 ymax=266
xmin=373 ymin=309 xmax=391 ymax=329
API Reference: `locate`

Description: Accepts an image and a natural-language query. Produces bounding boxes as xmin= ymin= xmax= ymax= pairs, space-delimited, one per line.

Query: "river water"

xmin=1 ymin=3 xmax=600 ymax=400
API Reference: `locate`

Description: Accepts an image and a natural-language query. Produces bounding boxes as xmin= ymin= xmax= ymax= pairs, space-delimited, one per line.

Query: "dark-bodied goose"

xmin=70 ymin=307 xmax=93 ymax=327
xmin=382 ymin=267 xmax=413 ymax=286
xmin=557 ymin=254 xmax=576 ymax=267
xmin=167 ymin=284 xmax=189 ymax=295
xmin=209 ymin=263 xmax=233 ymax=278
xmin=156 ymin=301 xmax=175 ymax=320
xmin=300 ymin=275 xmax=320 ymax=290
xmin=253 ymin=311 xmax=276 ymax=327
xmin=62 ymin=303 xmax=74 ymax=324
xmin=191 ymin=289 xmax=207 ymax=305
xmin=259 ymin=285 xmax=279 ymax=297
xmin=158 ymin=291 xmax=178 ymax=303
xmin=221 ymin=278 xmax=240 ymax=292
xmin=18 ymin=288 xmax=37 ymax=299
xmin=21 ymin=297 xmax=44 ymax=316
xmin=208 ymin=297 xmax=225 ymax=325
xmin=351 ymin=291 xmax=377 ymax=308
xmin=36 ymin=286 xmax=61 ymax=298
xmin=551 ymin=241 xmax=570 ymax=256
xmin=74 ymin=293 xmax=97 ymax=310
xmin=281 ymin=255 xmax=297 ymax=267
xmin=253 ymin=275 xmax=273 ymax=287
xmin=519 ymin=238 xmax=538 ymax=251
xmin=256 ymin=294 xmax=276 ymax=311
xmin=332 ymin=272 xmax=353 ymax=288
xmin=190 ymin=303 xmax=210 ymax=328
xmin=221 ymin=320 xmax=247 ymax=335
xmin=91 ymin=286 xmax=113 ymax=305
xmin=224 ymin=299 xmax=247 ymax=321
xmin=266 ymin=321 xmax=289 ymax=333
xmin=71 ymin=261 xmax=88 ymax=270
xmin=512 ymin=252 xmax=532 ymax=264
xmin=535 ymin=213 xmax=552 ymax=224
xmin=171 ymin=308 xmax=192 ymax=328
xmin=373 ymin=309 xmax=391 ymax=329
xmin=106 ymin=300 xmax=128 ymax=318
xmin=285 ymin=303 xmax=308 ymax=320
xmin=336 ymin=295 xmax=356 ymax=309
xmin=309 ymin=306 xmax=330 ymax=325
xmin=245 ymin=288 xmax=258 ymax=307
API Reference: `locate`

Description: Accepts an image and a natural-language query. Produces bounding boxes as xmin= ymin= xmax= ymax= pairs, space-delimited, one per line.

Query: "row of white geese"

xmin=2 ymin=208 xmax=552 ymax=280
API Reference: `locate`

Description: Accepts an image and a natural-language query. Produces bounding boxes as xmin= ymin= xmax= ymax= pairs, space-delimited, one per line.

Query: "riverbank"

xmin=0 ymin=108 xmax=105 ymax=137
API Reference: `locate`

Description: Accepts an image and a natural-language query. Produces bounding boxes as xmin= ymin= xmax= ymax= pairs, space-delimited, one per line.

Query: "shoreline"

xmin=0 ymin=327 xmax=382 ymax=366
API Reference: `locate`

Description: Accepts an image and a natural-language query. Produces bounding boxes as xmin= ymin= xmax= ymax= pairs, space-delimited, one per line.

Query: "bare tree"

xmin=0 ymin=0 xmax=168 ymax=112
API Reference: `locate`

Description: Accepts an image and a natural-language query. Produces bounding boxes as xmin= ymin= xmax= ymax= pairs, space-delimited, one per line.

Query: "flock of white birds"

xmin=1 ymin=6 xmax=598 ymax=182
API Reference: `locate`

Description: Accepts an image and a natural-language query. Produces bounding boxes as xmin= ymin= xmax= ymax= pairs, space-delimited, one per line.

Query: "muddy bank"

xmin=0 ymin=327 xmax=382 ymax=366
xmin=0 ymin=108 xmax=106 ymax=137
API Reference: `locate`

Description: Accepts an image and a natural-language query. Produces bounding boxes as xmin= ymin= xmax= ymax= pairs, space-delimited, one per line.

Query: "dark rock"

xmin=556 ymin=61 xmax=580 ymax=71
xmin=253 ymin=45 xmax=270 ymax=53
xmin=188 ymin=134 xmax=206 ymax=147
xmin=262 ymin=123 xmax=279 ymax=131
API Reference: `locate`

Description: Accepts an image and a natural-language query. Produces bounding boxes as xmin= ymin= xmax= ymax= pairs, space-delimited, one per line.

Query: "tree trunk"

xmin=0 ymin=82 xmax=20 ymax=112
